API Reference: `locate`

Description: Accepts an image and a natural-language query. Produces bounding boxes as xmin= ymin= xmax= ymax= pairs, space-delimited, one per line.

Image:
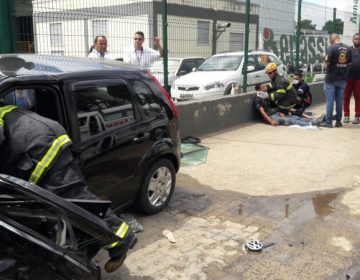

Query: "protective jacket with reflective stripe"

xmin=0 ymin=106 xmax=71 ymax=184
xmin=267 ymin=73 xmax=298 ymax=110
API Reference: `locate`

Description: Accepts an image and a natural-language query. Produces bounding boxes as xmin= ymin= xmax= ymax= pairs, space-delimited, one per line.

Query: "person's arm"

xmin=259 ymin=107 xmax=278 ymax=126
xmin=154 ymin=37 xmax=164 ymax=58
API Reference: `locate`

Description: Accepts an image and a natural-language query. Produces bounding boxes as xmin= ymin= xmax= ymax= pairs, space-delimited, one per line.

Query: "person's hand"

xmin=279 ymin=112 xmax=285 ymax=117
xmin=270 ymin=120 xmax=279 ymax=126
xmin=154 ymin=37 xmax=161 ymax=47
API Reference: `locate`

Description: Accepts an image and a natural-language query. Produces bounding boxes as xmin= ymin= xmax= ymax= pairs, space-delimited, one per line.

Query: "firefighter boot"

xmin=104 ymin=224 xmax=137 ymax=273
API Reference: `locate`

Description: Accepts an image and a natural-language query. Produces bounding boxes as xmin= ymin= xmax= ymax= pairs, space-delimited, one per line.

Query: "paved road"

xmin=101 ymin=103 xmax=360 ymax=280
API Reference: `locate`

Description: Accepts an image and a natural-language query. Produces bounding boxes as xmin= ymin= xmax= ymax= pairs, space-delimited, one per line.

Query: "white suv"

xmin=171 ymin=50 xmax=286 ymax=101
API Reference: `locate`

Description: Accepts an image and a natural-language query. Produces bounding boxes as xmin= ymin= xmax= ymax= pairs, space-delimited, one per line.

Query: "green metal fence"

xmin=1 ymin=0 xmax=359 ymax=99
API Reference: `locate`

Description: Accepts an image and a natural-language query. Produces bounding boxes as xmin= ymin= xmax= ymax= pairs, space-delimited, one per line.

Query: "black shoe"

xmin=105 ymin=225 xmax=138 ymax=273
xmin=335 ymin=121 xmax=342 ymax=127
xmin=319 ymin=121 xmax=333 ymax=128
xmin=105 ymin=251 xmax=127 ymax=273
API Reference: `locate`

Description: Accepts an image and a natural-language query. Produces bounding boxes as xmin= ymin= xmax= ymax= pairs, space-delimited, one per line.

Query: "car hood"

xmin=174 ymin=71 xmax=235 ymax=86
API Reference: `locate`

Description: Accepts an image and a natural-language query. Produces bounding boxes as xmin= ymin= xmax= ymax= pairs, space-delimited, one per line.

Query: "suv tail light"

xmin=147 ymin=71 xmax=179 ymax=118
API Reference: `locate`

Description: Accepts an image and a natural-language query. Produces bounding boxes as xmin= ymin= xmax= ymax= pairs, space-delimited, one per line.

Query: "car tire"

xmin=137 ymin=158 xmax=176 ymax=214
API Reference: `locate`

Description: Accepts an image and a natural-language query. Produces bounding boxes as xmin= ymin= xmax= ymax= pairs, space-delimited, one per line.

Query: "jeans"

xmin=324 ymin=80 xmax=346 ymax=123
xmin=270 ymin=113 xmax=314 ymax=126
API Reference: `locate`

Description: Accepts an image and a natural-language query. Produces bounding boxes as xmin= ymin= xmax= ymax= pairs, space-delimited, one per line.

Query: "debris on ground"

xmin=162 ymin=229 xmax=176 ymax=243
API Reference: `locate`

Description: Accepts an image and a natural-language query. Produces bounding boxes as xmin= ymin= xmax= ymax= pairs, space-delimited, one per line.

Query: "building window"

xmin=92 ymin=20 xmax=108 ymax=37
xmin=229 ymin=32 xmax=243 ymax=52
xmin=50 ymin=23 xmax=63 ymax=48
xmin=197 ymin=21 xmax=209 ymax=45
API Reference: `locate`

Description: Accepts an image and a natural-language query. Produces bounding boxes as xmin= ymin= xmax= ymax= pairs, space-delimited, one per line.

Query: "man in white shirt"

xmin=88 ymin=35 xmax=112 ymax=59
xmin=122 ymin=31 xmax=163 ymax=70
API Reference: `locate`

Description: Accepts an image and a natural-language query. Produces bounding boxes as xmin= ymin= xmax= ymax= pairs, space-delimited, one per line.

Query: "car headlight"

xmin=204 ymin=82 xmax=224 ymax=91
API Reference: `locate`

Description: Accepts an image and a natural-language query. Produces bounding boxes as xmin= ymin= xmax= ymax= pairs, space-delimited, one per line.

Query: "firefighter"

xmin=0 ymin=90 xmax=136 ymax=273
xmin=265 ymin=62 xmax=298 ymax=113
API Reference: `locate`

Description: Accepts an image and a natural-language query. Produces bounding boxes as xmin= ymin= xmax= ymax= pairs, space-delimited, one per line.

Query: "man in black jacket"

xmin=265 ymin=62 xmax=298 ymax=113
xmin=0 ymin=91 xmax=136 ymax=273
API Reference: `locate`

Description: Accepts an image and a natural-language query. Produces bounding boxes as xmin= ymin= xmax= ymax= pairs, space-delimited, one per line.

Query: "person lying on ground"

xmin=254 ymin=83 xmax=323 ymax=127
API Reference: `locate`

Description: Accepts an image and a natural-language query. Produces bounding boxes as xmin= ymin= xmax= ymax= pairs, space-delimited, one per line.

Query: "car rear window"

xmin=129 ymin=80 xmax=165 ymax=118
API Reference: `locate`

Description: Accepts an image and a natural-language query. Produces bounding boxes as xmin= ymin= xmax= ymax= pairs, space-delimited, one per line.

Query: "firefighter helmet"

xmin=265 ymin=62 xmax=277 ymax=73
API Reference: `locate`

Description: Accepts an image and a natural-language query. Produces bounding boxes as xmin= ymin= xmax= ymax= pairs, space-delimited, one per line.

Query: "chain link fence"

xmin=7 ymin=0 xmax=359 ymax=100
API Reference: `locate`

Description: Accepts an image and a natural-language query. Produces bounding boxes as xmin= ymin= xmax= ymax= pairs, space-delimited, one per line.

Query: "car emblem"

xmin=185 ymin=86 xmax=189 ymax=91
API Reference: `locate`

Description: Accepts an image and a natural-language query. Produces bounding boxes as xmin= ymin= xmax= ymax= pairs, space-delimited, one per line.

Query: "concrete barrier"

xmin=177 ymin=82 xmax=325 ymax=138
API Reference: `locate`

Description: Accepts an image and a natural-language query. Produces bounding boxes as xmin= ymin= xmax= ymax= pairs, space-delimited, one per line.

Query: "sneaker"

xmin=319 ymin=121 xmax=333 ymax=128
xmin=343 ymin=116 xmax=350 ymax=123
xmin=353 ymin=116 xmax=360 ymax=124
xmin=335 ymin=121 xmax=342 ymax=127
xmin=314 ymin=114 xmax=325 ymax=126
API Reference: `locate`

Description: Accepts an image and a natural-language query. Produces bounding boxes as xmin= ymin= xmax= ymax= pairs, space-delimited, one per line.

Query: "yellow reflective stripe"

xmin=29 ymin=135 xmax=71 ymax=184
xmin=0 ymin=106 xmax=17 ymax=125
xmin=270 ymin=93 xmax=275 ymax=101
xmin=286 ymin=82 xmax=293 ymax=90
xmin=277 ymin=89 xmax=286 ymax=94
xmin=0 ymin=119 xmax=3 ymax=126
xmin=109 ymin=222 xmax=129 ymax=248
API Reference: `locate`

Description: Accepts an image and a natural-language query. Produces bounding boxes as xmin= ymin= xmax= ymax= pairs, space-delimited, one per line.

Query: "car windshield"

xmin=150 ymin=59 xmax=180 ymax=74
xmin=197 ymin=55 xmax=242 ymax=71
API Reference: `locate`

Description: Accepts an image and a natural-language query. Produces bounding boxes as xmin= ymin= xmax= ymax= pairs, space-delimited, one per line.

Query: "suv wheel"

xmin=137 ymin=159 xmax=176 ymax=214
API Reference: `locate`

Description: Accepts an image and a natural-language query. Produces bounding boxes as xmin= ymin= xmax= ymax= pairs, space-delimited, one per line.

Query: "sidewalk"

xmin=103 ymin=102 xmax=360 ymax=280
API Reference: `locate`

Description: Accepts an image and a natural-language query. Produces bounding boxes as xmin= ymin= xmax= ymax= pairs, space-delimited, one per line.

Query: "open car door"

xmin=0 ymin=174 xmax=120 ymax=280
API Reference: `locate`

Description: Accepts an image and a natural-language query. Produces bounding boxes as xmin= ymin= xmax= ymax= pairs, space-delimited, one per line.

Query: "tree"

xmin=322 ymin=18 xmax=344 ymax=34
xmin=296 ymin=19 xmax=316 ymax=30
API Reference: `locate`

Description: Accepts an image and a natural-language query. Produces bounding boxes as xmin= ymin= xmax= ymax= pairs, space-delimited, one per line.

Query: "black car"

xmin=0 ymin=54 xmax=181 ymax=214
xmin=0 ymin=174 xmax=120 ymax=279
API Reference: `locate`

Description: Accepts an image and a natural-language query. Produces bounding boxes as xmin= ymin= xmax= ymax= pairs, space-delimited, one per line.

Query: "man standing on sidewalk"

xmin=343 ymin=33 xmax=360 ymax=125
xmin=122 ymin=31 xmax=163 ymax=70
xmin=320 ymin=33 xmax=352 ymax=128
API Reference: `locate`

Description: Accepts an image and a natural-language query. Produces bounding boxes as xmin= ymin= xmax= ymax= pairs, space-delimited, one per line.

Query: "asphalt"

xmin=100 ymin=102 xmax=360 ymax=280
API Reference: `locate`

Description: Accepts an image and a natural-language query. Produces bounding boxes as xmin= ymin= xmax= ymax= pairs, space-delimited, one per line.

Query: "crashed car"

xmin=0 ymin=174 xmax=132 ymax=279
xmin=0 ymin=54 xmax=181 ymax=214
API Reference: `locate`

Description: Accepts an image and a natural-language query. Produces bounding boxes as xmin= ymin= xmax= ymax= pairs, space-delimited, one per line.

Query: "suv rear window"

xmin=129 ymin=80 xmax=164 ymax=118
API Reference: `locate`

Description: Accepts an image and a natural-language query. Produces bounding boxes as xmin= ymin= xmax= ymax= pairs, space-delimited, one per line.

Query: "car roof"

xmin=212 ymin=50 xmax=277 ymax=57
xmin=0 ymin=54 xmax=141 ymax=81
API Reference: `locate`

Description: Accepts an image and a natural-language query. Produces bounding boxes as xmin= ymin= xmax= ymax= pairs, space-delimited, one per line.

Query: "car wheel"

xmin=137 ymin=158 xmax=176 ymax=214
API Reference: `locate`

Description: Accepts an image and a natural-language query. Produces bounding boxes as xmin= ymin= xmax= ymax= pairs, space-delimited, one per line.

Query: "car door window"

xmin=247 ymin=55 xmax=258 ymax=72
xmin=195 ymin=59 xmax=205 ymax=68
xmin=269 ymin=55 xmax=282 ymax=66
xmin=129 ymin=80 xmax=165 ymax=119
xmin=74 ymin=84 xmax=135 ymax=142
xmin=178 ymin=60 xmax=197 ymax=76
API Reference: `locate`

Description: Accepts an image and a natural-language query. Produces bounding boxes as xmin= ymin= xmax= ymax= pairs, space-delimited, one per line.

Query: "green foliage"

xmin=297 ymin=19 xmax=316 ymax=30
xmin=322 ymin=18 xmax=344 ymax=34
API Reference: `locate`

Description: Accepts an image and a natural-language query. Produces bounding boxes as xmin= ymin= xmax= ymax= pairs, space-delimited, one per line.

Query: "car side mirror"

xmin=192 ymin=67 xmax=196 ymax=72
xmin=247 ymin=65 xmax=255 ymax=72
